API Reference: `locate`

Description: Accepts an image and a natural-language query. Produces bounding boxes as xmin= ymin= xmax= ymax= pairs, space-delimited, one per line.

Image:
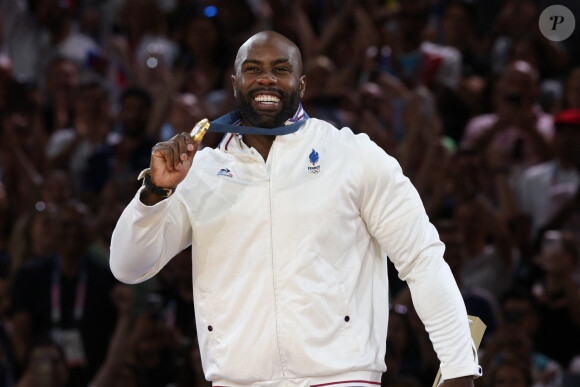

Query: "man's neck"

xmin=236 ymin=105 xmax=305 ymax=160
xmin=243 ymin=134 xmax=275 ymax=161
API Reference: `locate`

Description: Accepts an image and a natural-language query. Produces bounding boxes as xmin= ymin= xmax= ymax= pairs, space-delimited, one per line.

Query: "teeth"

xmin=255 ymin=95 xmax=280 ymax=103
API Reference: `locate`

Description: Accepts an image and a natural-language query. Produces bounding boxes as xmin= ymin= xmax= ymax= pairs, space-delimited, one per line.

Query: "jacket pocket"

xmin=195 ymin=291 xmax=220 ymax=368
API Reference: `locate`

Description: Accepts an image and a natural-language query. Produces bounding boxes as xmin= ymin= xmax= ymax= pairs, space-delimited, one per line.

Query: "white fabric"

xmin=516 ymin=160 xmax=580 ymax=235
xmin=110 ymin=118 xmax=481 ymax=384
xmin=421 ymin=41 xmax=462 ymax=90
xmin=460 ymin=245 xmax=512 ymax=299
xmin=0 ymin=0 xmax=42 ymax=83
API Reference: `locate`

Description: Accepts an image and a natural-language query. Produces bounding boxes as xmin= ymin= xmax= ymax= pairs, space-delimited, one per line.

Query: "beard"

xmin=235 ymin=86 xmax=300 ymax=128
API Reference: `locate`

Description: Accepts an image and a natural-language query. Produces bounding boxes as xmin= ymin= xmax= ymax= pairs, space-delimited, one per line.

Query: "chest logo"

xmin=308 ymin=149 xmax=320 ymax=175
xmin=217 ymin=168 xmax=233 ymax=178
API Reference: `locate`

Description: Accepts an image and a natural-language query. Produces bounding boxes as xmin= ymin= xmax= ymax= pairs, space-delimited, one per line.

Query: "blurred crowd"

xmin=0 ymin=0 xmax=579 ymax=386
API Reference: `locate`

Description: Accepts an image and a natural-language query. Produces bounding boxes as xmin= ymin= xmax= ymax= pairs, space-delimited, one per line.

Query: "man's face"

xmin=493 ymin=364 xmax=528 ymax=387
xmin=119 ymin=95 xmax=150 ymax=136
xmin=232 ymin=37 xmax=305 ymax=128
xmin=495 ymin=64 xmax=536 ymax=112
xmin=397 ymin=0 xmax=429 ymax=42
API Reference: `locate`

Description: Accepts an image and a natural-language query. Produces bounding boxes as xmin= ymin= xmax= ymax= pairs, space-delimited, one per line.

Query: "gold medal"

xmin=190 ymin=118 xmax=211 ymax=142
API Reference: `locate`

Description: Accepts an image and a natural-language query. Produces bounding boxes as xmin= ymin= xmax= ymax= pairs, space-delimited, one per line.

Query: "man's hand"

xmin=151 ymin=132 xmax=199 ymax=187
xmin=141 ymin=132 xmax=200 ymax=205
xmin=441 ymin=376 xmax=475 ymax=387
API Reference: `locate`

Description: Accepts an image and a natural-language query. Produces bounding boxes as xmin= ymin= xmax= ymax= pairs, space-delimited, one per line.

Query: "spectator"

xmin=486 ymin=356 xmax=532 ymax=387
xmin=124 ymin=300 xmax=182 ymax=387
xmin=108 ymin=0 xmax=177 ymax=96
xmin=155 ymin=247 xmax=196 ymax=343
xmin=516 ymin=108 xmax=580 ymax=245
xmin=157 ymin=92 xmax=207 ymax=142
xmin=46 ymin=79 xmax=113 ymax=194
xmin=39 ymin=170 xmax=73 ymax=208
xmin=531 ymin=230 xmax=580 ymax=369
xmin=0 ymin=1 xmax=42 ymax=84
xmin=480 ymin=287 xmax=563 ymax=387
xmin=508 ymin=34 xmax=567 ymax=114
xmin=89 ymin=285 xmax=135 ymax=387
xmin=10 ymin=202 xmax=118 ymax=386
xmin=461 ymin=60 xmax=554 ymax=180
xmin=179 ymin=12 xmax=231 ymax=115
xmin=87 ymin=180 xmax=135 ymax=265
xmin=349 ymin=82 xmax=396 ymax=152
xmin=41 ymin=57 xmax=80 ymax=135
xmin=435 ymin=220 xmax=499 ymax=341
xmin=34 ymin=0 xmax=103 ymax=82
xmin=440 ymin=0 xmax=490 ymax=128
xmin=382 ymin=303 xmax=437 ymax=386
xmin=301 ymin=55 xmax=357 ymax=132
xmin=483 ymin=0 xmax=567 ymax=78
xmin=380 ymin=0 xmax=461 ymax=91
xmin=376 ymin=0 xmax=464 ymax=142
xmin=313 ymin=0 xmax=380 ymax=90
xmin=453 ymin=195 xmax=514 ymax=299
xmin=15 ymin=336 xmax=69 ymax=387
xmin=8 ymin=203 xmax=60 ymax=282
xmin=82 ymin=86 xmax=156 ymax=199
xmin=0 ymin=79 xmax=46 ymax=215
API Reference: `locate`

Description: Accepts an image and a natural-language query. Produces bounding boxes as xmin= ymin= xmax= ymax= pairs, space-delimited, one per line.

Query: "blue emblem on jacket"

xmin=309 ymin=149 xmax=319 ymax=165
xmin=308 ymin=149 xmax=320 ymax=174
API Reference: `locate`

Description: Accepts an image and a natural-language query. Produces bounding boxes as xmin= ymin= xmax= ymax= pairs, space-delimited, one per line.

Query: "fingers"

xmin=152 ymin=132 xmax=197 ymax=172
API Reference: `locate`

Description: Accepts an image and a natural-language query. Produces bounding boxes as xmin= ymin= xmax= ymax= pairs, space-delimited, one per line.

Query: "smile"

xmin=254 ymin=95 xmax=280 ymax=104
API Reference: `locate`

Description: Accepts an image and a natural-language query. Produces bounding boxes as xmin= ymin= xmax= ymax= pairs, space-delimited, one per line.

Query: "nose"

xmin=256 ymin=71 xmax=277 ymax=85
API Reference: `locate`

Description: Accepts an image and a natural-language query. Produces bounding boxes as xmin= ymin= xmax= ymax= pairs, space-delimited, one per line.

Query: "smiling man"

xmin=234 ymin=32 xmax=304 ymax=130
xmin=109 ymin=31 xmax=481 ymax=387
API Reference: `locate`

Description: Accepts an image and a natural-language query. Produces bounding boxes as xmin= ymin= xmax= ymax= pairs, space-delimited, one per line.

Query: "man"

xmin=460 ymin=60 xmax=553 ymax=180
xmin=12 ymin=202 xmax=118 ymax=386
xmin=110 ymin=31 xmax=481 ymax=386
xmin=516 ymin=108 xmax=580 ymax=244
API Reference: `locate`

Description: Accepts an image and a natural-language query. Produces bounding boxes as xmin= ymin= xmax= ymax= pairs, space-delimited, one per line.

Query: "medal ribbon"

xmin=207 ymin=103 xmax=309 ymax=135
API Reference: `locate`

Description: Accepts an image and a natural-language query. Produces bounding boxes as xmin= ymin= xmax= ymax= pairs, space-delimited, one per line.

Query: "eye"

xmin=244 ymin=66 xmax=260 ymax=73
xmin=274 ymin=67 xmax=290 ymax=73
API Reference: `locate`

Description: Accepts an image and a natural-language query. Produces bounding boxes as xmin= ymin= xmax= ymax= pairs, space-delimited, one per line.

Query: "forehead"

xmin=499 ymin=70 xmax=534 ymax=91
xmin=236 ymin=37 xmax=298 ymax=69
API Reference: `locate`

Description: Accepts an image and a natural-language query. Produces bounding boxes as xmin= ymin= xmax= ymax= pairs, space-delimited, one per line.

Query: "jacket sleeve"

xmin=109 ymin=187 xmax=193 ymax=284
xmin=357 ymin=137 xmax=482 ymax=381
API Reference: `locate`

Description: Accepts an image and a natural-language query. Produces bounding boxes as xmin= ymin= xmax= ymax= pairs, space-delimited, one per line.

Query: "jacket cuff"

xmin=135 ymin=186 xmax=173 ymax=210
xmin=441 ymin=363 xmax=483 ymax=381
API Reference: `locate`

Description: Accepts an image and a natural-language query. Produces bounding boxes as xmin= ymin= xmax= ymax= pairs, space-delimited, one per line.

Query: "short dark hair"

xmin=498 ymin=286 xmax=538 ymax=313
xmin=445 ymin=0 xmax=477 ymax=23
xmin=119 ymin=86 xmax=153 ymax=109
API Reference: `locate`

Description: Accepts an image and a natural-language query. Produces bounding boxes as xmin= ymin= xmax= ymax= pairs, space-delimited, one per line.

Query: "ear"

xmin=299 ymin=75 xmax=306 ymax=98
xmin=231 ymin=75 xmax=237 ymax=97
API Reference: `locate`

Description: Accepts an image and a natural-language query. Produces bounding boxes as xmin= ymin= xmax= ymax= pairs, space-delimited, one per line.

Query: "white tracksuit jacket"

xmin=110 ymin=118 xmax=481 ymax=386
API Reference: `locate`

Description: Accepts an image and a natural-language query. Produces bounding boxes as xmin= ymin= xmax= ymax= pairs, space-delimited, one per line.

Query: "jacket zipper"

xmin=266 ymin=139 xmax=286 ymax=375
